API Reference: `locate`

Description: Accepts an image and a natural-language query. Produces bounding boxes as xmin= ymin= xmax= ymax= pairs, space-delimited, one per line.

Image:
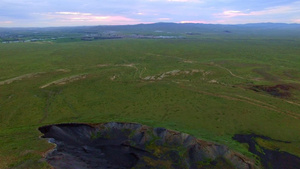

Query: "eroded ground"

xmin=39 ymin=122 xmax=257 ymax=169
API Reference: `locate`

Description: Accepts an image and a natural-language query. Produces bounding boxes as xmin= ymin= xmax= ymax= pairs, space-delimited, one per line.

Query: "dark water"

xmin=233 ymin=134 xmax=300 ymax=169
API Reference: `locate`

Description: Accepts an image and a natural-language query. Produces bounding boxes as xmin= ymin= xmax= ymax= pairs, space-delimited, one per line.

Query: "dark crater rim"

xmin=39 ymin=122 xmax=258 ymax=169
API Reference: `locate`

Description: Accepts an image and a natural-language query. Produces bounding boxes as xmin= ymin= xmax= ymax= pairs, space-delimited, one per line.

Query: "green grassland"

xmin=0 ymin=36 xmax=300 ymax=168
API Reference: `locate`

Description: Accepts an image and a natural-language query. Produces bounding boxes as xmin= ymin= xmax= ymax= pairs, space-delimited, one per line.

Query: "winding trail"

xmin=39 ymin=90 xmax=62 ymax=123
xmin=40 ymin=74 xmax=87 ymax=89
xmin=0 ymin=72 xmax=45 ymax=85
xmin=139 ymin=67 xmax=147 ymax=78
xmin=234 ymin=95 xmax=277 ymax=109
xmin=178 ymin=84 xmax=300 ymax=119
xmin=96 ymin=63 xmax=140 ymax=78
xmin=286 ymin=100 xmax=300 ymax=107
xmin=214 ymin=64 xmax=245 ymax=80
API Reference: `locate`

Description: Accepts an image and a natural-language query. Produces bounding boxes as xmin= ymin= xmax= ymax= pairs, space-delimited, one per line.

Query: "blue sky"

xmin=0 ymin=0 xmax=300 ymax=27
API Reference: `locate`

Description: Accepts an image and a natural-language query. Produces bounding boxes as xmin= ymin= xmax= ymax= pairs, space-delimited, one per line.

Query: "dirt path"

xmin=40 ymin=74 xmax=87 ymax=89
xmin=96 ymin=63 xmax=142 ymax=79
xmin=285 ymin=101 xmax=300 ymax=107
xmin=39 ymin=90 xmax=62 ymax=123
xmin=234 ymin=95 xmax=277 ymax=109
xmin=0 ymin=72 xmax=45 ymax=85
xmin=214 ymin=64 xmax=245 ymax=80
xmin=178 ymin=84 xmax=300 ymax=119
xmin=139 ymin=67 xmax=147 ymax=78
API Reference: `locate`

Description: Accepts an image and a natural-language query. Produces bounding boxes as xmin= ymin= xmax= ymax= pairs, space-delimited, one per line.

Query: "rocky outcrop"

xmin=39 ymin=122 xmax=257 ymax=169
xmin=143 ymin=69 xmax=203 ymax=81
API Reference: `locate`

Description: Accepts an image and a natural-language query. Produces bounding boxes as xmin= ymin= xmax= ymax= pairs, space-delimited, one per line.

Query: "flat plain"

xmin=0 ymin=24 xmax=300 ymax=168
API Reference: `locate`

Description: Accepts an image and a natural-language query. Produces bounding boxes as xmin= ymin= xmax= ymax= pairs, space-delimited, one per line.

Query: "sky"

xmin=0 ymin=0 xmax=300 ymax=27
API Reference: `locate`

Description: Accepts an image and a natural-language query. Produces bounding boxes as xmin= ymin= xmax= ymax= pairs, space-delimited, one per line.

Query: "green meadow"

xmin=0 ymin=36 xmax=300 ymax=168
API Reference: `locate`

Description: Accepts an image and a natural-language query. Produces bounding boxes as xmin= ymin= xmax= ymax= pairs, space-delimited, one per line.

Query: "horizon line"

xmin=0 ymin=22 xmax=300 ymax=29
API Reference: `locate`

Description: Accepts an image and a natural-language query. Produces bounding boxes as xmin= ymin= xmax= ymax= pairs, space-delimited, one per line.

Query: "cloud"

xmin=219 ymin=10 xmax=248 ymax=17
xmin=292 ymin=19 xmax=300 ymax=23
xmin=168 ymin=0 xmax=187 ymax=1
xmin=217 ymin=1 xmax=300 ymax=18
xmin=0 ymin=0 xmax=300 ymax=26
xmin=0 ymin=21 xmax=13 ymax=24
xmin=148 ymin=0 xmax=203 ymax=2
xmin=158 ymin=18 xmax=171 ymax=21
xmin=55 ymin=12 xmax=92 ymax=16
xmin=42 ymin=12 xmax=139 ymax=26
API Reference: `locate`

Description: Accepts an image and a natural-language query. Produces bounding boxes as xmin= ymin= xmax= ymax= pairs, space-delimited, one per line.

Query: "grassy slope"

xmin=0 ymin=38 xmax=300 ymax=168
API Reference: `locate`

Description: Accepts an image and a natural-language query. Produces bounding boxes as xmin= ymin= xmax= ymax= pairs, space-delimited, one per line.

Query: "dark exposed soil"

xmin=39 ymin=122 xmax=257 ymax=169
xmin=250 ymin=84 xmax=294 ymax=98
xmin=233 ymin=134 xmax=300 ymax=169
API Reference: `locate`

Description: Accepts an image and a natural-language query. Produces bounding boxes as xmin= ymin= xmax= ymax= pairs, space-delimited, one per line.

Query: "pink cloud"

xmin=292 ymin=19 xmax=300 ymax=23
xmin=44 ymin=12 xmax=139 ymax=25
xmin=0 ymin=21 xmax=13 ymax=24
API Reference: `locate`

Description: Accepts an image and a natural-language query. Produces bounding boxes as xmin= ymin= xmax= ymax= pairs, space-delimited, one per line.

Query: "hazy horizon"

xmin=1 ymin=22 xmax=300 ymax=29
xmin=1 ymin=0 xmax=300 ymax=27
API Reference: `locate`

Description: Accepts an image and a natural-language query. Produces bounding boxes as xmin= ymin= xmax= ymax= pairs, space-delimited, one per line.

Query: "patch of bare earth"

xmin=96 ymin=64 xmax=111 ymax=68
xmin=209 ymin=79 xmax=218 ymax=84
xmin=96 ymin=63 xmax=137 ymax=68
xmin=285 ymin=100 xmax=300 ymax=107
xmin=40 ymin=74 xmax=87 ymax=89
xmin=56 ymin=69 xmax=71 ymax=73
xmin=110 ymin=75 xmax=117 ymax=81
xmin=0 ymin=72 xmax=46 ymax=86
xmin=143 ymin=69 xmax=203 ymax=81
xmin=250 ymin=84 xmax=295 ymax=98
xmin=183 ymin=60 xmax=195 ymax=63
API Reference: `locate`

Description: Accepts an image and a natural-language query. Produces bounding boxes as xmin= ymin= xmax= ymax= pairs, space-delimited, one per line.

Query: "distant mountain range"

xmin=1 ymin=22 xmax=300 ymax=39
